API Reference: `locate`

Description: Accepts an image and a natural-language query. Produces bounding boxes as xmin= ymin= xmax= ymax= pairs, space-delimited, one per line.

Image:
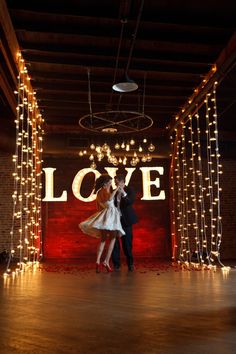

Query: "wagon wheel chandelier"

xmin=79 ymin=69 xmax=153 ymax=134
xmin=79 ymin=73 xmax=153 ymax=134
xmin=78 ymin=0 xmax=153 ymax=134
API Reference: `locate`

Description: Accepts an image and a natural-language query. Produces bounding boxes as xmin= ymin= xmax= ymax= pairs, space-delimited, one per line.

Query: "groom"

xmin=112 ymin=174 xmax=138 ymax=271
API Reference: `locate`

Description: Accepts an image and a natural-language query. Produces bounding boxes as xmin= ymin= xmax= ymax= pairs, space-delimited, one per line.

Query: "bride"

xmin=79 ymin=174 xmax=125 ymax=272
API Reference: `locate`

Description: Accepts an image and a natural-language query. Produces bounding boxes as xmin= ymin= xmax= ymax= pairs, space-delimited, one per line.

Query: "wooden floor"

xmin=0 ymin=260 xmax=236 ymax=354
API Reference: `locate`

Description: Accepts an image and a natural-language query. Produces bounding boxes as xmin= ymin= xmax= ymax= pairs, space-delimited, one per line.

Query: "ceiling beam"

xmin=10 ymin=9 xmax=233 ymax=39
xmin=15 ymin=30 xmax=223 ymax=58
xmin=22 ymin=49 xmax=212 ymax=73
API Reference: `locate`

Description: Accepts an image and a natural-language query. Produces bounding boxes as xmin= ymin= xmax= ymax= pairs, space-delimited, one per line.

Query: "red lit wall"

xmin=42 ymin=157 xmax=171 ymax=259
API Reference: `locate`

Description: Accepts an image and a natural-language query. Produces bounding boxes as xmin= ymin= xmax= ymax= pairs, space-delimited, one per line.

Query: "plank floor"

xmin=0 ymin=260 xmax=236 ymax=354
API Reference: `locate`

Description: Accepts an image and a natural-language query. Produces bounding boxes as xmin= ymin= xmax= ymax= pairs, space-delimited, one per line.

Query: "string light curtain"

xmin=170 ymin=82 xmax=224 ymax=268
xmin=4 ymin=52 xmax=44 ymax=278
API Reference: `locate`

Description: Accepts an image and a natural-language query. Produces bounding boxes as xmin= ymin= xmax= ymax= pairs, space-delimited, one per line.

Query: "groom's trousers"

xmin=112 ymin=225 xmax=133 ymax=269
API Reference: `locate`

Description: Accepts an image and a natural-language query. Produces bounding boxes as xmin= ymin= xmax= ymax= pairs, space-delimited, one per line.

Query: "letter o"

xmin=72 ymin=168 xmax=101 ymax=202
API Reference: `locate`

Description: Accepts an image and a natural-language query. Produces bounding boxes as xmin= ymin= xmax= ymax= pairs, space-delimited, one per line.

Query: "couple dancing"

xmin=79 ymin=174 xmax=137 ymax=273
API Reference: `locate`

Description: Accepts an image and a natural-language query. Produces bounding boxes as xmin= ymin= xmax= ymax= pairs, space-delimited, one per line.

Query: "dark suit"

xmin=112 ymin=185 xmax=137 ymax=269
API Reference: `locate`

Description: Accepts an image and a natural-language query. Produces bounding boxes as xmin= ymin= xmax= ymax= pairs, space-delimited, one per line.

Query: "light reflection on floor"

xmin=1 ymin=261 xmax=236 ymax=354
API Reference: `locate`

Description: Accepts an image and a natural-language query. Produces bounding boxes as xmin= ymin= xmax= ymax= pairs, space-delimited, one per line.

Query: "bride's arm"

xmin=108 ymin=187 xmax=120 ymax=201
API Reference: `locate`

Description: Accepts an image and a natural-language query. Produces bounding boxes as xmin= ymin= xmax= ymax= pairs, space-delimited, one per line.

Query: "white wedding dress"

xmin=79 ymin=199 xmax=125 ymax=238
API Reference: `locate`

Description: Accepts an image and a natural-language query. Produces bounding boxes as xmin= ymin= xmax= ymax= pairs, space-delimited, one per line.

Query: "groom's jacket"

xmin=114 ymin=186 xmax=138 ymax=227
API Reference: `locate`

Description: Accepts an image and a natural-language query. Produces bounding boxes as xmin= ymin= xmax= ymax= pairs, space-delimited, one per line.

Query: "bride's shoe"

xmin=96 ymin=263 xmax=102 ymax=273
xmin=103 ymin=262 xmax=113 ymax=272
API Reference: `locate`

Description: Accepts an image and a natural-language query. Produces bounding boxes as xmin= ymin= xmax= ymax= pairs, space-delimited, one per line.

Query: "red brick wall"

xmin=0 ymin=152 xmax=14 ymax=253
xmin=42 ymin=157 xmax=171 ymax=260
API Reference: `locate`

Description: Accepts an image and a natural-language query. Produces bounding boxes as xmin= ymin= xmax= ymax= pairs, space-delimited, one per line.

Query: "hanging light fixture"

xmin=78 ymin=0 xmax=155 ymax=163
xmin=78 ymin=138 xmax=156 ymax=168
xmin=148 ymin=143 xmax=155 ymax=152
xmin=112 ymin=73 xmax=138 ymax=93
xmin=112 ymin=0 xmax=145 ymax=93
xmin=79 ymin=68 xmax=153 ymax=134
xmin=78 ymin=1 xmax=153 ymax=134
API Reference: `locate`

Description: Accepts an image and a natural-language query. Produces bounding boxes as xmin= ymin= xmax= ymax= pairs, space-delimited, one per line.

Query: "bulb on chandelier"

xmin=115 ymin=143 xmax=120 ymax=149
xmin=130 ymin=139 xmax=135 ymax=145
xmin=148 ymin=143 xmax=155 ymax=152
xmin=108 ymin=155 xmax=115 ymax=163
xmin=102 ymin=143 xmax=109 ymax=152
xmin=106 ymin=147 xmax=111 ymax=155
xmin=130 ymin=158 xmax=137 ymax=166
xmin=113 ymin=157 xmax=119 ymax=166
xmin=146 ymin=153 xmax=152 ymax=162
xmin=78 ymin=138 xmax=156 ymax=167
xmin=97 ymin=153 xmax=104 ymax=161
xmin=90 ymin=161 xmax=97 ymax=169
xmin=138 ymin=146 xmax=143 ymax=152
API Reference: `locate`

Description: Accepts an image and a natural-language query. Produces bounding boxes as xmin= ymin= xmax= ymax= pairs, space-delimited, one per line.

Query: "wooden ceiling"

xmin=3 ymin=0 xmax=236 ymax=144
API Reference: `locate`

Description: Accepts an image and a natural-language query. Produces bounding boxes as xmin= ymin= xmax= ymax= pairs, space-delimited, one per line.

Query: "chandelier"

xmin=78 ymin=0 xmax=152 ymax=135
xmin=78 ymin=138 xmax=156 ymax=168
xmin=79 ymin=69 xmax=153 ymax=134
xmin=77 ymin=0 xmax=154 ymax=168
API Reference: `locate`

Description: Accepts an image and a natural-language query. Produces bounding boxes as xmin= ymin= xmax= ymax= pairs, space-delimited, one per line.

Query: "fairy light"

xmin=194 ymin=110 xmax=210 ymax=265
xmin=169 ymin=130 xmax=182 ymax=260
xmin=170 ymin=79 xmax=224 ymax=270
xmin=181 ymin=125 xmax=191 ymax=263
xmin=188 ymin=115 xmax=201 ymax=263
xmin=4 ymin=51 xmax=44 ymax=278
xmin=205 ymin=93 xmax=220 ymax=263
xmin=176 ymin=135 xmax=184 ymax=259
xmin=212 ymin=82 xmax=223 ymax=265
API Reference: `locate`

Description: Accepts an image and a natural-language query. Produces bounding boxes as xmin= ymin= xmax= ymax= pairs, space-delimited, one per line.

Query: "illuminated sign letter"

xmin=104 ymin=167 xmax=118 ymax=188
xmin=140 ymin=167 xmax=165 ymax=200
xmin=124 ymin=168 xmax=136 ymax=185
xmin=105 ymin=167 xmax=135 ymax=187
xmin=72 ymin=168 xmax=101 ymax=202
xmin=42 ymin=168 xmax=67 ymax=202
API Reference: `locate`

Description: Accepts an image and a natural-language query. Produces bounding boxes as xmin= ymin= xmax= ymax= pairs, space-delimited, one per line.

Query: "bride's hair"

xmin=94 ymin=174 xmax=112 ymax=193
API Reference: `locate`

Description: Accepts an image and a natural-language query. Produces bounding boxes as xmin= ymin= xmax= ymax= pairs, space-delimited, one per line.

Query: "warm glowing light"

xmin=42 ymin=168 xmax=67 ymax=202
xmin=170 ymin=82 xmax=223 ymax=268
xmin=71 ymin=168 xmax=101 ymax=202
xmin=5 ymin=50 xmax=44 ymax=278
xmin=44 ymin=166 xmax=166 ymax=202
xmin=140 ymin=167 xmax=165 ymax=200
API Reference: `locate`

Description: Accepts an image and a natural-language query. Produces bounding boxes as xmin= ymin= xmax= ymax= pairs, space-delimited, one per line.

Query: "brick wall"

xmin=0 ymin=151 xmax=14 ymax=253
